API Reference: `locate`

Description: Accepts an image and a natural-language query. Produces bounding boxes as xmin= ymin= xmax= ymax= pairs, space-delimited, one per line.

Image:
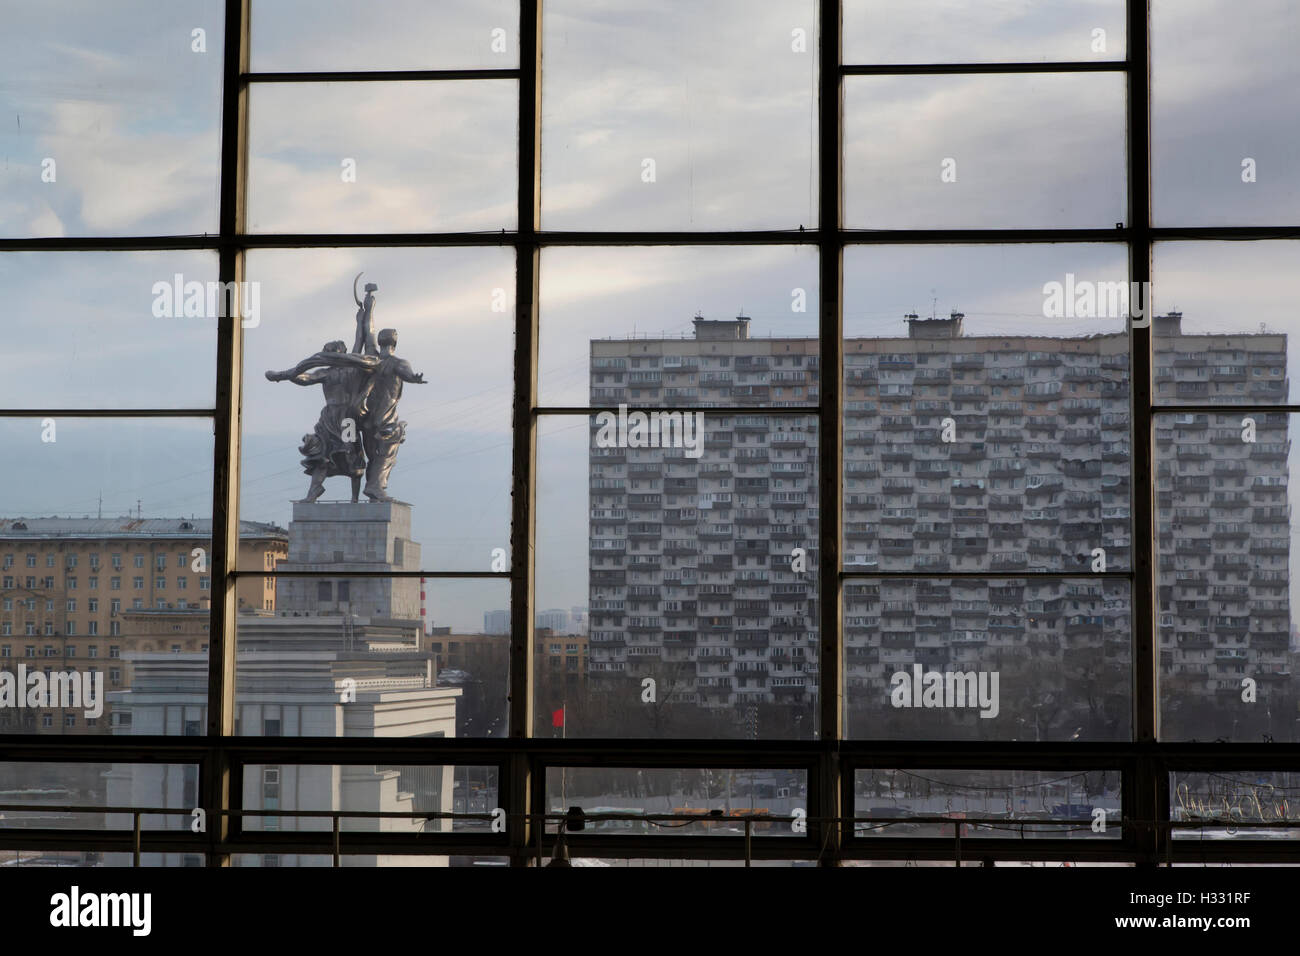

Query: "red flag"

xmin=552 ymin=707 xmax=565 ymax=728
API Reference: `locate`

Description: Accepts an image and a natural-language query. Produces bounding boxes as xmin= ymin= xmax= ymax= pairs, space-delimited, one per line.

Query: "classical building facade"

xmin=0 ymin=518 xmax=287 ymax=734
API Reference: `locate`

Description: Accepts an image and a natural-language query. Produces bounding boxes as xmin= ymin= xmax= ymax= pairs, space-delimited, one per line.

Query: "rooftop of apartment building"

xmin=0 ymin=517 xmax=287 ymax=542
xmin=592 ymin=311 xmax=1286 ymax=348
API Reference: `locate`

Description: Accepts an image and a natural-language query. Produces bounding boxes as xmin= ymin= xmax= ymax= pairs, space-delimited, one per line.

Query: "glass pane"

xmin=236 ymin=575 xmax=509 ymax=740
xmin=540 ymin=246 xmax=819 ymax=408
xmin=845 ymin=578 xmax=1132 ymax=741
xmin=844 ymin=243 xmax=1131 ymax=338
xmin=845 ymin=74 xmax=1126 ymax=229
xmin=1156 ymin=412 xmax=1294 ymax=742
xmin=1152 ymin=0 xmax=1300 ymax=227
xmin=854 ymin=768 xmax=1122 ymax=839
xmin=545 ymin=767 xmax=807 ymax=838
xmin=242 ymin=763 xmax=498 ymax=835
xmin=538 ymin=413 xmax=819 ymax=739
xmin=0 ymin=762 xmax=196 ymax=830
xmin=0 ymin=251 xmax=218 ymax=409
xmin=0 ymin=417 xmax=215 ymax=736
xmin=844 ymin=0 xmax=1126 ymax=64
xmin=246 ymin=81 xmax=517 ymax=233
xmin=1152 ymin=242 xmax=1299 ymax=405
xmin=541 ymin=0 xmax=817 ymax=230
xmin=1171 ymin=771 xmax=1300 ymax=840
xmin=844 ymin=244 xmax=1131 ymax=574
xmin=240 ymin=248 xmax=514 ymax=572
xmin=250 ymin=0 xmax=519 ymax=71
xmin=0 ymin=0 xmax=223 ymax=237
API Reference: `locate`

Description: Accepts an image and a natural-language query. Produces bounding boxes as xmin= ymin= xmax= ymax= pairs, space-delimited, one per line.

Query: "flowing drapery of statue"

xmin=265 ymin=275 xmax=426 ymax=503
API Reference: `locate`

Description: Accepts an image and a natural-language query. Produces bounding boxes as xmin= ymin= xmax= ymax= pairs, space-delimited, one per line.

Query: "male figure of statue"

xmin=265 ymin=340 xmax=373 ymax=502
xmin=355 ymin=327 xmax=425 ymax=502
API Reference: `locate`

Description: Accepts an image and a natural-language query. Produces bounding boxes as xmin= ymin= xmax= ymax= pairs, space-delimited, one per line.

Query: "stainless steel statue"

xmin=265 ymin=276 xmax=425 ymax=503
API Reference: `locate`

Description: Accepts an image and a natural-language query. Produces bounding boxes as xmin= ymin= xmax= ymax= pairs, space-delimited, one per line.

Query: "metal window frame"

xmin=3 ymin=0 xmax=1300 ymax=868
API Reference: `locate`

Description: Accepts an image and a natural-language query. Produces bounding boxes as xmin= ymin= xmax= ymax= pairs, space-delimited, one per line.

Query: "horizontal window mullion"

xmin=242 ymin=69 xmax=520 ymax=83
xmin=841 ymin=61 xmax=1126 ymax=76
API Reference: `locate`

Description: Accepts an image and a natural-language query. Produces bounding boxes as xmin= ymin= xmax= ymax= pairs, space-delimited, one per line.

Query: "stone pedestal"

xmin=275 ymin=500 xmax=421 ymax=619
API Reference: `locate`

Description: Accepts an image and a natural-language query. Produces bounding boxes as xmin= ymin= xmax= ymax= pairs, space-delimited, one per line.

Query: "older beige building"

xmin=0 ymin=517 xmax=287 ymax=734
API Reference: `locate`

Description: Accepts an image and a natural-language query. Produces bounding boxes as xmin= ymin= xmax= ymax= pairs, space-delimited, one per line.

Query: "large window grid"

xmin=1 ymin=0 xmax=1299 ymax=866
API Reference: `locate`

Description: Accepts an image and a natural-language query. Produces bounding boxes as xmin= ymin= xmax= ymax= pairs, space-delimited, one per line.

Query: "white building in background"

xmin=105 ymin=501 xmax=461 ymax=866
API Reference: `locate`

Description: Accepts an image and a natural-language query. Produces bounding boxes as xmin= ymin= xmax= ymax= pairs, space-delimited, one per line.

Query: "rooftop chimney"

xmin=907 ymin=311 xmax=964 ymax=339
xmin=692 ymin=314 xmax=751 ymax=340
xmin=1153 ymin=311 xmax=1182 ymax=335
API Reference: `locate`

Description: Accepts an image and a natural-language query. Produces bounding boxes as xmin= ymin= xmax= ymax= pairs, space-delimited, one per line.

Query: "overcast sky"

xmin=1 ymin=0 xmax=1299 ymax=630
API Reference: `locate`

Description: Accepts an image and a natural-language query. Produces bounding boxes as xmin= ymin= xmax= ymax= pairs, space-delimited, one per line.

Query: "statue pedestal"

xmin=275 ymin=500 xmax=421 ymax=619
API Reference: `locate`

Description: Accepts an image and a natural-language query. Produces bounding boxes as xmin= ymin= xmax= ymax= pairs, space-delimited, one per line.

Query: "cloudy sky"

xmin=1 ymin=0 xmax=1299 ymax=632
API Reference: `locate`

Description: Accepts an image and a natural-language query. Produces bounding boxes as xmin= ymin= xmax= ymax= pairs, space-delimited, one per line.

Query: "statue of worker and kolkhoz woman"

xmin=265 ymin=275 xmax=425 ymax=504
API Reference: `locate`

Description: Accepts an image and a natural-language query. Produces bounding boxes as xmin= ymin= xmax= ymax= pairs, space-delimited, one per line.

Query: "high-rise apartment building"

xmin=587 ymin=313 xmax=1291 ymax=739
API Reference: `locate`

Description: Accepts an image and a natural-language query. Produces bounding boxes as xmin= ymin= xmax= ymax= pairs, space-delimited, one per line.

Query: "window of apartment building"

xmin=1 ymin=578 xmax=10 ymax=590
xmin=87 ymin=621 xmax=98 ymax=636
xmin=24 ymin=555 xmax=34 ymax=568
xmin=110 ymin=577 xmax=121 ymax=590
xmin=44 ymin=554 xmax=54 ymax=568
xmin=132 ymin=599 xmax=143 ymax=610
xmin=41 ymin=714 xmax=52 ymax=729
xmin=66 ymin=599 xmax=75 ymax=612
xmin=155 ymin=576 xmax=166 ymax=589
xmin=87 ymin=646 xmax=97 ymax=659
xmin=111 ymin=554 xmax=122 ymax=570
xmin=88 ymin=599 xmax=97 ymax=612
xmin=66 ymin=623 xmax=75 ymax=636
xmin=134 ymin=554 xmax=144 ymax=569
xmin=23 ymin=645 xmax=33 ymax=657
xmin=110 ymin=599 xmax=119 ymax=614
xmin=200 ymin=577 xmax=210 ymax=590
xmin=133 ymin=577 xmax=144 ymax=590
xmin=177 ymin=576 xmax=187 ymax=589
xmin=110 ymin=668 xmax=121 ymax=683
xmin=109 ymin=646 xmax=120 ymax=659
xmin=87 ymin=576 xmax=97 ymax=589
xmin=110 ymin=622 xmax=120 ymax=636
xmin=2 ymin=598 xmax=9 ymax=610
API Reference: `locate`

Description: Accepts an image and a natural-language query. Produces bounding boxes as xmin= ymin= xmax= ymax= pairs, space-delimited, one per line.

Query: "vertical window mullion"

xmin=816 ymin=0 xmax=845 ymax=864
xmin=204 ymin=0 xmax=252 ymax=867
xmin=509 ymin=0 xmax=542 ymax=866
xmin=1126 ymin=0 xmax=1161 ymax=865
